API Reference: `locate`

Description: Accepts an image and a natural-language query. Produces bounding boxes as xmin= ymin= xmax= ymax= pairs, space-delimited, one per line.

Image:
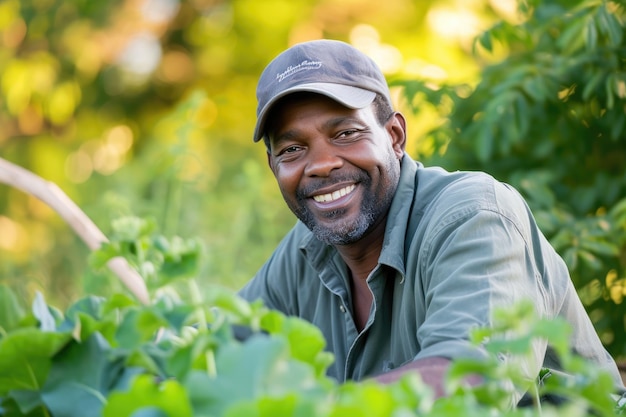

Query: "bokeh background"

xmin=1 ymin=0 xmax=625 ymax=365
xmin=0 ymin=0 xmax=503 ymax=300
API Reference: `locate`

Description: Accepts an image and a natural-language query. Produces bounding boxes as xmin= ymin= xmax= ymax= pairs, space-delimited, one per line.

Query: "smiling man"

xmin=238 ymin=39 xmax=624 ymax=405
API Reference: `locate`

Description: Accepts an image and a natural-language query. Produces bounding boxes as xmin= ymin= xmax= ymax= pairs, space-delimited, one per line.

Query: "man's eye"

xmin=339 ymin=130 xmax=356 ymax=137
xmin=336 ymin=129 xmax=361 ymax=140
xmin=278 ymin=145 xmax=302 ymax=155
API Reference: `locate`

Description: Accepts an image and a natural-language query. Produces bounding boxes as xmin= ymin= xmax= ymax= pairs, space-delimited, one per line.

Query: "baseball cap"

xmin=253 ymin=39 xmax=393 ymax=142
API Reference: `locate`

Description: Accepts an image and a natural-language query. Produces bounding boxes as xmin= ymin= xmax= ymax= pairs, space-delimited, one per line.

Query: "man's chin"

xmin=309 ymin=220 xmax=367 ymax=246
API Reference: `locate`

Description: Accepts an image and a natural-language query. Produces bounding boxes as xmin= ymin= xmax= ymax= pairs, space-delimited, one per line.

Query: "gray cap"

xmin=253 ymin=39 xmax=393 ymax=142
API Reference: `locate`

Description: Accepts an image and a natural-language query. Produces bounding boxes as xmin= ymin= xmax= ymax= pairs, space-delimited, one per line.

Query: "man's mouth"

xmin=312 ymin=184 xmax=356 ymax=203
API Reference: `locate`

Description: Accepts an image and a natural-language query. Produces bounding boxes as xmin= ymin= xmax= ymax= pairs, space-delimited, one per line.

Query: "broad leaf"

xmin=0 ymin=328 xmax=71 ymax=393
xmin=103 ymin=375 xmax=192 ymax=417
xmin=31 ymin=293 xmax=56 ymax=332
xmin=186 ymin=334 xmax=320 ymax=417
xmin=41 ymin=332 xmax=121 ymax=417
xmin=0 ymin=285 xmax=24 ymax=334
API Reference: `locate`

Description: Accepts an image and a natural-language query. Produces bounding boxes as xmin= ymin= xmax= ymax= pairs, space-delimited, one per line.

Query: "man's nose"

xmin=304 ymin=141 xmax=343 ymax=177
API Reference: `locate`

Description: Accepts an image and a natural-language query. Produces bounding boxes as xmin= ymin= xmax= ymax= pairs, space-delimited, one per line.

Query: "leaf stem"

xmin=205 ymin=350 xmax=217 ymax=378
xmin=188 ymin=279 xmax=207 ymax=332
xmin=529 ymin=381 xmax=543 ymax=415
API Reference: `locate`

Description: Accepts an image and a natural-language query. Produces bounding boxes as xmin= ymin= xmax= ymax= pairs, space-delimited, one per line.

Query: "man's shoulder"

xmin=414 ymin=165 xmax=528 ymax=225
xmin=416 ymin=165 xmax=502 ymax=205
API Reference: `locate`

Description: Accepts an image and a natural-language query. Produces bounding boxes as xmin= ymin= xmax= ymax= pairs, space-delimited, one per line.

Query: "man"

xmin=238 ymin=39 xmax=624 ymax=404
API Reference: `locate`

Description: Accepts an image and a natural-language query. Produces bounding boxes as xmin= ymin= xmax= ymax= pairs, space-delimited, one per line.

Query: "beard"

xmin=286 ymin=158 xmax=400 ymax=246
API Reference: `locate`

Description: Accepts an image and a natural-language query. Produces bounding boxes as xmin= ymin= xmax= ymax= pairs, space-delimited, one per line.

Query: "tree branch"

xmin=0 ymin=157 xmax=150 ymax=304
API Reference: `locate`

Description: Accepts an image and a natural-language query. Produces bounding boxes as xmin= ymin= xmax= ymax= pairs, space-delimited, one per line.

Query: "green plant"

xmin=0 ymin=217 xmax=624 ymax=417
xmin=394 ymin=0 xmax=626 ymax=356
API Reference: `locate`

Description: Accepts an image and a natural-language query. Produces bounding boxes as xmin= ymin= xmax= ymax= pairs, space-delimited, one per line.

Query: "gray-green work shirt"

xmin=239 ymin=154 xmax=623 ymax=397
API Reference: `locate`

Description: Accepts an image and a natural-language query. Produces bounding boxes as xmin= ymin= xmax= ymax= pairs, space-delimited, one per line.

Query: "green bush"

xmin=394 ymin=0 xmax=626 ymax=356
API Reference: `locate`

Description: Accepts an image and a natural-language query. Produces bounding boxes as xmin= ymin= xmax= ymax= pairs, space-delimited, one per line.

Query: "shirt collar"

xmin=377 ymin=154 xmax=418 ymax=275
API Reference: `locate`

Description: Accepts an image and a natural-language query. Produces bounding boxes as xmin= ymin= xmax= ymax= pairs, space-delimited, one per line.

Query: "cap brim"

xmin=253 ymin=83 xmax=377 ymax=142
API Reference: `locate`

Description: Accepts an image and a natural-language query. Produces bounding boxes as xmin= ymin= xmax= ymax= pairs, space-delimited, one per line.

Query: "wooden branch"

xmin=0 ymin=157 xmax=150 ymax=305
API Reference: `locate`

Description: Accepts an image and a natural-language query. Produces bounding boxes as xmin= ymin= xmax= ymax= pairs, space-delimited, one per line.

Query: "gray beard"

xmin=299 ymin=205 xmax=376 ymax=245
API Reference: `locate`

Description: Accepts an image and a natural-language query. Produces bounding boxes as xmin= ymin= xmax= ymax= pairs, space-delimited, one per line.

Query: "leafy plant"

xmin=0 ymin=217 xmax=624 ymax=416
xmin=394 ymin=0 xmax=626 ymax=356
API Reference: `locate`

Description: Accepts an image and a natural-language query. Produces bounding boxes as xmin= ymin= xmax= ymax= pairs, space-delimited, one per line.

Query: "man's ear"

xmin=387 ymin=112 xmax=407 ymax=158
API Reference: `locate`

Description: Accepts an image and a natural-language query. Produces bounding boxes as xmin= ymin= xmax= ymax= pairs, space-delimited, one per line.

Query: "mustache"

xmin=295 ymin=172 xmax=369 ymax=200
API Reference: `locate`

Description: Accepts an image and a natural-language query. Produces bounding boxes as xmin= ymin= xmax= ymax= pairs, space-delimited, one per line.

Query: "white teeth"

xmin=313 ymin=184 xmax=356 ymax=203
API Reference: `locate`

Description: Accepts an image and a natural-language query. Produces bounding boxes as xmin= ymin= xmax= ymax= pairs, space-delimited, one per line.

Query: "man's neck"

xmin=335 ymin=219 xmax=387 ymax=281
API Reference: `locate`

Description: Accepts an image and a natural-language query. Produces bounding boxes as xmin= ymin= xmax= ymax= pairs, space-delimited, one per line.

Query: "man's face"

xmin=266 ymin=93 xmax=405 ymax=246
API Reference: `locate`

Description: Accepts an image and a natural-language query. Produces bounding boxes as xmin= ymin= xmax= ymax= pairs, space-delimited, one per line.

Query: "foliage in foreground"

xmin=0 ymin=217 xmax=625 ymax=417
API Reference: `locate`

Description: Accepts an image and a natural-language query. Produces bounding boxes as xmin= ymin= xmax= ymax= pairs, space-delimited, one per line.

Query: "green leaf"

xmin=280 ymin=317 xmax=331 ymax=376
xmin=518 ymin=174 xmax=556 ymax=209
xmin=584 ymin=15 xmax=598 ymax=50
xmin=483 ymin=335 xmax=534 ymax=356
xmin=123 ymin=345 xmax=166 ymax=376
xmin=259 ymin=310 xmax=285 ymax=333
xmin=65 ymin=296 xmax=105 ymax=322
xmin=58 ymin=296 xmax=112 ymax=341
xmin=224 ymin=391 xmax=332 ymax=417
xmin=110 ymin=217 xmax=157 ymax=243
xmin=130 ymin=407 xmax=170 ymax=417
xmin=562 ymin=247 xmax=578 ymax=271
xmin=597 ymin=5 xmax=623 ymax=47
xmin=578 ymin=249 xmax=603 ymax=271
xmin=335 ymin=381 xmax=412 ymax=417
xmin=557 ymin=16 xmax=586 ymax=54
xmin=210 ymin=290 xmax=253 ymax=322
xmin=31 ymin=292 xmax=57 ymax=332
xmin=41 ymin=333 xmax=121 ymax=417
xmin=164 ymin=332 xmax=216 ymax=380
xmin=474 ymin=124 xmax=494 ymax=162
xmin=103 ymin=375 xmax=192 ymax=417
xmin=427 ymin=393 xmax=490 ymax=417
xmin=101 ymin=293 xmax=138 ymax=315
xmin=89 ymin=241 xmax=122 ymax=270
xmin=157 ymin=303 xmax=195 ymax=332
xmin=580 ymin=239 xmax=619 ymax=257
xmin=609 ymin=108 xmax=626 ymax=140
xmin=0 ymin=285 xmax=25 ymax=333
xmin=583 ymin=71 xmax=606 ymax=101
xmin=259 ymin=311 xmax=333 ymax=377
xmin=531 ymin=318 xmax=572 ymax=358
xmin=115 ymin=308 xmax=168 ymax=349
xmin=7 ymin=389 xmax=45 ymax=414
xmin=159 ymin=237 xmax=202 ymax=279
xmin=186 ymin=335 xmax=320 ymax=417
xmin=0 ymin=328 xmax=72 ymax=408
xmin=606 ymin=74 xmax=616 ymax=109
xmin=521 ymin=76 xmax=549 ymax=102
xmin=475 ymin=31 xmax=493 ymax=53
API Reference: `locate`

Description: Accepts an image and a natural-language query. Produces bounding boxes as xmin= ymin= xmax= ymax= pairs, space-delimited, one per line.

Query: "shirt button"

xmin=339 ymin=304 xmax=346 ymax=313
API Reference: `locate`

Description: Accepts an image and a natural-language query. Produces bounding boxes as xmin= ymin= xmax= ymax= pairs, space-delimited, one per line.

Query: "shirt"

xmin=238 ymin=154 xmax=624 ymax=398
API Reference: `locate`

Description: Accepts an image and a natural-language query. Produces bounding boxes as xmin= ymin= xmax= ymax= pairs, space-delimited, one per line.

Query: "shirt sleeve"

xmin=237 ymin=223 xmax=305 ymax=315
xmin=238 ymin=255 xmax=288 ymax=314
xmin=415 ymin=178 xmax=549 ymax=396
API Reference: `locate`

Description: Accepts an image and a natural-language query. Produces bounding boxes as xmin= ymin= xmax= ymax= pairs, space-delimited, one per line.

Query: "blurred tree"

xmin=395 ymin=0 xmax=626 ymax=358
xmin=0 ymin=0 xmax=492 ymax=305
